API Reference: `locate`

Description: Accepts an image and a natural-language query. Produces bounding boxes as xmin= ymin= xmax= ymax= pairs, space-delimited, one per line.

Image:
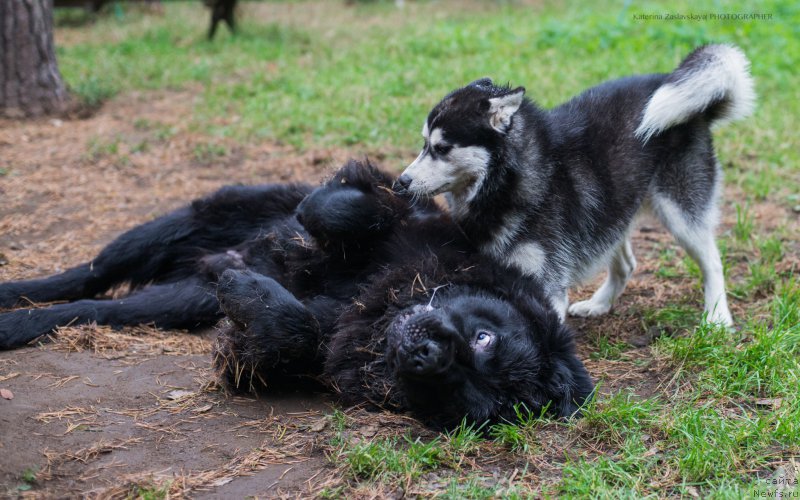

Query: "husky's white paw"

xmin=704 ymin=309 xmax=734 ymax=329
xmin=568 ymin=300 xmax=611 ymax=318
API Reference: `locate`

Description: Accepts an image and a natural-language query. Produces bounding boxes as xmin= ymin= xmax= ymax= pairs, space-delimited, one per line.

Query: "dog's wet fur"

xmin=0 ymin=161 xmax=593 ymax=428
xmin=398 ymin=44 xmax=755 ymax=326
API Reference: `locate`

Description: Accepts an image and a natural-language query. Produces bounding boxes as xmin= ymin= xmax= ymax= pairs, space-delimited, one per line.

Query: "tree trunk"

xmin=0 ymin=0 xmax=68 ymax=118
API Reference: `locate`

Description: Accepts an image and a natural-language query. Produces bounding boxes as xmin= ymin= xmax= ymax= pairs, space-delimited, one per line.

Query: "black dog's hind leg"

xmin=0 ymin=206 xmax=203 ymax=309
xmin=0 ymin=278 xmax=219 ymax=350
xmin=213 ymin=269 xmax=322 ymax=392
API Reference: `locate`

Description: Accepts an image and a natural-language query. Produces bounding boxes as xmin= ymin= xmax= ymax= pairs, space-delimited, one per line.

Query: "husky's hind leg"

xmin=652 ymin=194 xmax=732 ymax=327
xmin=568 ymin=238 xmax=636 ymax=318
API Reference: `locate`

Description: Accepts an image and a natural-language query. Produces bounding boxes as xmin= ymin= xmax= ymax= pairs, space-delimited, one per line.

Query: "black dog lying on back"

xmin=0 ymin=161 xmax=593 ymax=427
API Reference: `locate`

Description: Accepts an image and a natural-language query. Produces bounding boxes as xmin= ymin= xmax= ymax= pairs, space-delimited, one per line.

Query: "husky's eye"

xmin=433 ymin=143 xmax=452 ymax=156
xmin=474 ymin=330 xmax=495 ymax=349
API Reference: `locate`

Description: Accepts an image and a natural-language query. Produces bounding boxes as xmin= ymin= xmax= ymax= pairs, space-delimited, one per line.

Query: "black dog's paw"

xmin=216 ymin=269 xmax=293 ymax=328
xmin=212 ymin=322 xmax=270 ymax=393
xmin=295 ymin=161 xmax=410 ymax=248
xmin=200 ymin=250 xmax=247 ymax=279
xmin=213 ymin=269 xmax=319 ymax=392
xmin=296 ymin=184 xmax=390 ymax=244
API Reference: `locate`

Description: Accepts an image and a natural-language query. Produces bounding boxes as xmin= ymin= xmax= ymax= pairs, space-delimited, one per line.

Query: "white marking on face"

xmin=401 ymin=124 xmax=490 ymax=202
xmin=503 ymin=242 xmax=547 ymax=277
xmin=422 ymin=121 xmax=430 ymax=140
xmin=428 ymin=128 xmax=443 ymax=148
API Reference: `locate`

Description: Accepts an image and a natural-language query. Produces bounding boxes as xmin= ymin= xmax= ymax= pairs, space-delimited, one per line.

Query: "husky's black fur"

xmin=0 ymin=161 xmax=593 ymax=428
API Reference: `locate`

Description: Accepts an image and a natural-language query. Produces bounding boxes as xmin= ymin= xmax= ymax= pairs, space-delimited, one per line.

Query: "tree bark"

xmin=0 ymin=0 xmax=69 ymax=117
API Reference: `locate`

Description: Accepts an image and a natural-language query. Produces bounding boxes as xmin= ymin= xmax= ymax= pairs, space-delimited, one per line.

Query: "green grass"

xmin=49 ymin=0 xmax=800 ymax=497
xmin=340 ymin=434 xmax=444 ymax=482
xmin=56 ymin=0 xmax=800 ymax=171
xmin=734 ymin=202 xmax=755 ymax=243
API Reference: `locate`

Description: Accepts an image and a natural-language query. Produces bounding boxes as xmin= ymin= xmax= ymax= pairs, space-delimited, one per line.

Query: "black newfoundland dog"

xmin=0 ymin=161 xmax=593 ymax=427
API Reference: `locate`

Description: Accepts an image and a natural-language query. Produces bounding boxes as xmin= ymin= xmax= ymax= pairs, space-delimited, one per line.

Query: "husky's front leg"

xmin=569 ymin=238 xmax=636 ymax=318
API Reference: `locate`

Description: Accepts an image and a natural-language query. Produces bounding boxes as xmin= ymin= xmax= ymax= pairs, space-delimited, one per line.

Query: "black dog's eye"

xmin=474 ymin=329 xmax=495 ymax=350
xmin=433 ymin=143 xmax=452 ymax=156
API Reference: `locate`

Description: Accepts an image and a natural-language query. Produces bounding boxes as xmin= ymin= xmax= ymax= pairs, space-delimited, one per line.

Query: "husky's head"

xmin=397 ymin=78 xmax=526 ymax=203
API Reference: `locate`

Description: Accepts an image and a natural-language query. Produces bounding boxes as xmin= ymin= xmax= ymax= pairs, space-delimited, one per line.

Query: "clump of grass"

xmin=667 ymin=401 xmax=768 ymax=481
xmin=128 ymin=480 xmax=171 ymax=500
xmin=340 ymin=434 xmax=443 ymax=482
xmin=85 ymin=135 xmax=121 ymax=161
xmin=17 ymin=466 xmax=38 ymax=491
xmin=192 ymin=142 xmax=228 ymax=165
xmin=654 ymin=317 xmax=732 ymax=371
xmin=734 ymin=202 xmax=755 ymax=243
xmin=489 ymin=404 xmax=550 ymax=454
xmin=558 ymin=434 xmax=655 ymax=497
xmin=655 ymin=247 xmax=682 ymax=279
xmin=589 ymin=335 xmax=630 ymax=360
xmin=643 ymin=303 xmax=700 ymax=337
xmin=577 ymin=390 xmax=660 ymax=444
xmin=441 ymin=476 xmax=498 ymax=499
xmin=70 ymin=75 xmax=117 ymax=109
xmin=444 ymin=418 xmax=485 ymax=458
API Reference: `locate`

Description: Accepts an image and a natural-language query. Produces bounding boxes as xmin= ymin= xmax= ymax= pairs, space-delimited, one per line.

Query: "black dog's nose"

xmin=396 ymin=174 xmax=412 ymax=191
xmin=404 ymin=338 xmax=451 ymax=376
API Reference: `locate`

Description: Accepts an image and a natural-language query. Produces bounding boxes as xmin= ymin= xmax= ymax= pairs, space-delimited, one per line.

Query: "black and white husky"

xmin=397 ymin=44 xmax=755 ymax=326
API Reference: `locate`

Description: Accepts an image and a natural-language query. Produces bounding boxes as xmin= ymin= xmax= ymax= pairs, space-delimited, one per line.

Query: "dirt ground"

xmin=0 ymin=91 xmax=796 ymax=497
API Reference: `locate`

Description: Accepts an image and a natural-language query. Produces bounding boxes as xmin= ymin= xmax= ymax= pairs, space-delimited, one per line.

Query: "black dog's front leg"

xmin=213 ymin=269 xmax=323 ymax=392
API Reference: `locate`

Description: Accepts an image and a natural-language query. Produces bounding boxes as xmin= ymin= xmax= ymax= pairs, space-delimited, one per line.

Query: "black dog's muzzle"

xmin=392 ymin=308 xmax=465 ymax=378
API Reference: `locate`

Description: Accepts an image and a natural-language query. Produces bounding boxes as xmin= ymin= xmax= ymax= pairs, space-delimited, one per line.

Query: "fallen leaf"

xmin=192 ymin=404 xmax=213 ymax=413
xmin=755 ymin=398 xmax=782 ymax=409
xmin=0 ymin=389 xmax=13 ymax=400
xmin=166 ymin=389 xmax=193 ymax=400
xmin=358 ymin=424 xmax=379 ymax=438
xmin=309 ymin=418 xmax=327 ymax=432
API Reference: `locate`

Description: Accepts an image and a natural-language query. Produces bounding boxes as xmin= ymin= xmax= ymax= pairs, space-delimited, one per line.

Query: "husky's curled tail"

xmin=635 ymin=44 xmax=756 ymax=143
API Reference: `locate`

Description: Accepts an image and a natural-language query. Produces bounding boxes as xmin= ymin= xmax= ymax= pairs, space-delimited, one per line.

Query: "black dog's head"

xmin=385 ymin=286 xmax=593 ymax=428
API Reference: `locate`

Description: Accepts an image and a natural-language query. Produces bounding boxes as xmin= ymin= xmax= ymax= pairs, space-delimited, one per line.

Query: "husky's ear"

xmin=487 ymin=87 xmax=525 ymax=133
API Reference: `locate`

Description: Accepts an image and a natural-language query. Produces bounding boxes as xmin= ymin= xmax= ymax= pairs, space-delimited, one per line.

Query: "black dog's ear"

xmin=486 ymin=86 xmax=525 ymax=134
xmin=542 ymin=323 xmax=595 ymax=417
